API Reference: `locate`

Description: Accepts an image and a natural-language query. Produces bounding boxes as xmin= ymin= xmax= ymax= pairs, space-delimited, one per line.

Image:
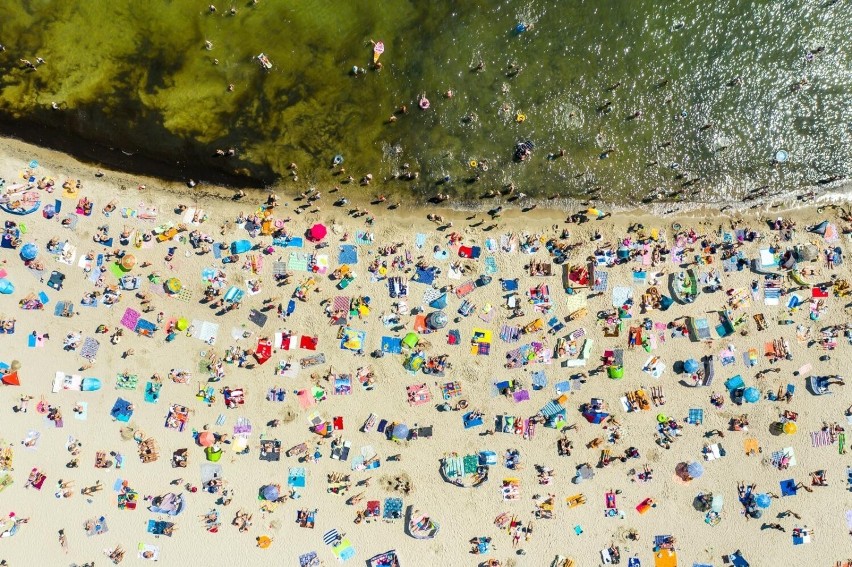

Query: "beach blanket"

xmin=288 ymin=253 xmax=309 ymax=272
xmin=80 ymin=337 xmax=99 ymax=360
xmin=338 ymin=244 xmax=358 ymax=264
xmin=810 ymin=430 xmax=832 ymax=448
xmin=355 ymin=231 xmax=373 ymax=245
xmin=415 ymin=233 xmax=426 ymax=249
xmin=594 ymin=271 xmax=609 ymax=292
xmin=121 ymin=308 xmax=141 ymax=331
xmin=485 ymin=256 xmax=498 ymax=274
xmin=612 ymin=286 xmax=632 ymax=307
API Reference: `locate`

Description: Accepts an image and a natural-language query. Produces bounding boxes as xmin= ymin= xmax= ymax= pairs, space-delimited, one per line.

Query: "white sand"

xmin=0 ymin=137 xmax=851 ymax=567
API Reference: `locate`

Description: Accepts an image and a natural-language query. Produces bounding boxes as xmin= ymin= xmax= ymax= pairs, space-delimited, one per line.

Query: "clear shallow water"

xmin=0 ymin=0 xmax=849 ymax=202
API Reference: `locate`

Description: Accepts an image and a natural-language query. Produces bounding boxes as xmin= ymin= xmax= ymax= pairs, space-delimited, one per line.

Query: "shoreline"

xmin=1 ymin=132 xmax=849 ymax=216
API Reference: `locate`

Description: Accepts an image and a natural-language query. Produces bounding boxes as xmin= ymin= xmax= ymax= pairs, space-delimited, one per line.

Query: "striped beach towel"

xmin=322 ymin=529 xmax=340 ymax=546
xmin=810 ymin=430 xmax=832 ymax=448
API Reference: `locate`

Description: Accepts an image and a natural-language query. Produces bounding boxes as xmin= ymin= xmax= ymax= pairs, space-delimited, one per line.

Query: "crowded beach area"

xmin=1 ymin=137 xmax=852 ymax=567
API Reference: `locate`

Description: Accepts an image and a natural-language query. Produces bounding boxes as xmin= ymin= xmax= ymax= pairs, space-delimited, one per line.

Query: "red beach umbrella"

xmin=308 ymin=223 xmax=327 ymax=241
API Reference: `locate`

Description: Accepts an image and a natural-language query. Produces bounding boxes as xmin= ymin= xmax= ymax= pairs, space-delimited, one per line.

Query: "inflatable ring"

xmin=470 ymin=160 xmax=478 ymax=168
xmin=656 ymin=414 xmax=668 ymax=423
xmin=516 ymin=113 xmax=527 ymax=123
xmin=419 ymin=98 xmax=430 ymax=110
xmin=606 ymin=508 xmax=617 ymax=517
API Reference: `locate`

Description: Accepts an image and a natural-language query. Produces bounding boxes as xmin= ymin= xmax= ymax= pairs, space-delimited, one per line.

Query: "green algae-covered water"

xmin=0 ymin=0 xmax=849 ymax=202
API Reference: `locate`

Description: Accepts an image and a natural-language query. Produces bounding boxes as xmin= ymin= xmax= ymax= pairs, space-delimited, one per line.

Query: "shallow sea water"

xmin=0 ymin=0 xmax=849 ymax=202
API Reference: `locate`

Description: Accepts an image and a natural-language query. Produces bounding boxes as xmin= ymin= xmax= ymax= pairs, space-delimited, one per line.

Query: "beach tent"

xmin=683 ymin=359 xmax=699 ymax=374
xmin=583 ymin=409 xmax=609 ymax=424
xmin=0 ymin=279 xmax=13 ymax=294
xmin=402 ymin=333 xmax=419 ymax=349
xmin=429 ymin=293 xmax=447 ymax=309
xmin=230 ymin=240 xmax=251 ymax=254
xmin=1 ymin=371 xmax=20 ymax=386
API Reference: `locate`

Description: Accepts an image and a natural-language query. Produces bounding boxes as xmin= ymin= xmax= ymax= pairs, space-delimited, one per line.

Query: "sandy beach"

xmin=1 ymin=136 xmax=852 ymax=567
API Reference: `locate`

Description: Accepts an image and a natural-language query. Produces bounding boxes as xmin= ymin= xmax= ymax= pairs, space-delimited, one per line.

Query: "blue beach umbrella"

xmin=19 ymin=243 xmax=38 ymax=261
xmin=683 ymin=359 xmax=699 ymax=374
xmin=686 ymin=461 xmax=704 ymax=479
xmin=744 ymin=387 xmax=761 ymax=403
xmin=755 ymin=493 xmax=772 ymax=509
xmin=261 ymin=484 xmax=279 ymax=501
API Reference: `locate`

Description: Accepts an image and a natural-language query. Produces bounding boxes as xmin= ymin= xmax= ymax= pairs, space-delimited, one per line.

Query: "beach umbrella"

xmin=10 ymin=360 xmax=21 ymax=371
xmin=197 ymin=431 xmax=215 ymax=447
xmin=120 ymin=254 xmax=136 ymax=271
xmin=176 ymin=318 xmax=189 ymax=331
xmin=683 ymin=359 xmax=699 ymax=374
xmin=309 ymin=223 xmax=327 ymax=241
xmin=261 ymin=485 xmax=280 ymax=501
xmin=577 ymin=464 xmax=595 ymax=480
xmin=426 ymin=311 xmax=448 ymax=330
xmin=755 ymin=493 xmax=772 ymax=509
xmin=165 ymin=278 xmax=182 ymax=294
xmin=256 ymin=535 xmax=272 ymax=549
xmin=743 ymin=387 xmax=761 ymax=403
xmin=392 ymin=423 xmax=410 ymax=441
xmin=686 ymin=461 xmax=704 ymax=479
xmin=19 ymin=243 xmax=38 ymax=261
xmin=783 ymin=421 xmax=798 ymax=435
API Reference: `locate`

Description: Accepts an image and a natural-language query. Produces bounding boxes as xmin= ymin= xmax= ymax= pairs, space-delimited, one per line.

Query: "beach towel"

xmin=810 ymin=430 xmax=832 ymax=448
xmin=612 ymin=286 xmax=632 ymax=307
xmin=80 ymin=337 xmax=100 ymax=360
xmin=485 ymin=256 xmax=498 ymax=274
xmin=355 ymin=231 xmax=373 ymax=245
xmin=288 ymin=253 xmax=309 ymax=272
xmin=121 ymin=308 xmax=141 ymax=331
xmin=594 ymin=271 xmax=609 ymax=292
xmin=338 ymin=244 xmax=357 ymax=264
xmin=415 ymin=233 xmax=426 ymax=249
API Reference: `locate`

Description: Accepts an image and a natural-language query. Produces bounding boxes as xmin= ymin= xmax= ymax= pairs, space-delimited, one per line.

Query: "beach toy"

xmin=176 ymin=318 xmax=189 ymax=331
xmin=0 ymin=279 xmax=14 ymax=295
xmin=515 ymin=23 xmax=528 ymax=33
xmin=469 ymin=160 xmax=478 ymax=168
xmin=81 ymin=378 xmax=101 ymax=392
xmin=165 ymin=278 xmax=182 ymax=294
xmin=197 ymin=431 xmax=215 ymax=447
xmin=775 ymin=149 xmax=788 ymax=163
xmin=743 ymin=387 xmax=760 ymax=403
xmin=372 ymin=41 xmax=384 ymax=64
xmin=19 ymin=243 xmax=38 ymax=261
xmin=515 ymin=113 xmax=526 ymax=123
xmin=332 ymin=154 xmax=344 ymax=166
xmin=656 ymin=414 xmax=668 ymax=423
xmin=755 ymin=493 xmax=772 ymax=509
xmin=419 ymin=97 xmax=430 ymax=110
xmin=783 ymin=421 xmax=797 ymax=435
